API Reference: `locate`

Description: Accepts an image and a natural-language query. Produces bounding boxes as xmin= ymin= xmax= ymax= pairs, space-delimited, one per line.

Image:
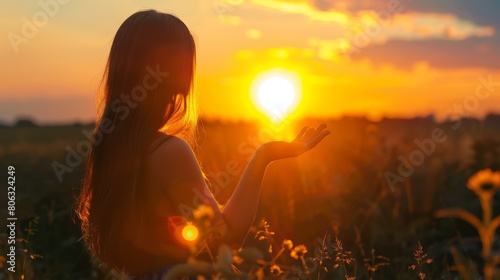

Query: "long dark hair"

xmin=75 ymin=10 xmax=197 ymax=269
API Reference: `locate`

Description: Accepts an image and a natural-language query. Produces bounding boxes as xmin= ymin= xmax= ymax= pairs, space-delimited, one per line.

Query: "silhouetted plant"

xmin=436 ymin=168 xmax=500 ymax=280
xmin=408 ymin=241 xmax=432 ymax=280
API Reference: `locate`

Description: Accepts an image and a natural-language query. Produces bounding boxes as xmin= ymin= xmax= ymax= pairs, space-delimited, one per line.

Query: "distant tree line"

xmin=1 ymin=114 xmax=500 ymax=128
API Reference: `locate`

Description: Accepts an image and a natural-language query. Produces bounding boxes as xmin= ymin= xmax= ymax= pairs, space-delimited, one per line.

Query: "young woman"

xmin=75 ymin=10 xmax=330 ymax=279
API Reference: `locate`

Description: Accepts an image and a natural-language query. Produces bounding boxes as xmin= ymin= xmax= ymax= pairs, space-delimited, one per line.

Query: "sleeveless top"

xmin=147 ymin=133 xmax=174 ymax=154
xmin=128 ymin=133 xmax=209 ymax=280
xmin=125 ymin=134 xmax=197 ymax=280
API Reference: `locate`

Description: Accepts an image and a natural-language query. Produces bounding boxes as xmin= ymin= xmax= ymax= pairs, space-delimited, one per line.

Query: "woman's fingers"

xmin=302 ymin=126 xmax=317 ymax=141
xmin=313 ymin=124 xmax=328 ymax=137
xmin=263 ymin=124 xmax=330 ymax=161
xmin=304 ymin=124 xmax=328 ymax=141
xmin=318 ymin=123 xmax=328 ymax=130
xmin=306 ymin=129 xmax=331 ymax=149
xmin=293 ymin=124 xmax=329 ymax=144
xmin=293 ymin=126 xmax=309 ymax=142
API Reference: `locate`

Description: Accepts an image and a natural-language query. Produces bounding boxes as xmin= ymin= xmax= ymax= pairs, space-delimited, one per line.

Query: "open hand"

xmin=260 ymin=124 xmax=331 ymax=163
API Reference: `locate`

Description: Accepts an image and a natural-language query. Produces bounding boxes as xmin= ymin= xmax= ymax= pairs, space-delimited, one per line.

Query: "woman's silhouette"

xmin=75 ymin=9 xmax=330 ymax=279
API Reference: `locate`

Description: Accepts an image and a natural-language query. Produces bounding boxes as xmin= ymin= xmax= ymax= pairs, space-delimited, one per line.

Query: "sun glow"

xmin=251 ymin=69 xmax=301 ymax=123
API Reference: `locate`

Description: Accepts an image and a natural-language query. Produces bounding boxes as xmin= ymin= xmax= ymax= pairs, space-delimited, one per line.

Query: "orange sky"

xmin=1 ymin=0 xmax=499 ymax=123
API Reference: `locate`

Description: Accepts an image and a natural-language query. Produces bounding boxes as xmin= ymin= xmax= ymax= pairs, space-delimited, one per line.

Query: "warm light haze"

xmin=3 ymin=2 xmax=500 ymax=279
xmin=1 ymin=0 xmax=500 ymax=124
xmin=252 ymin=68 xmax=301 ymax=123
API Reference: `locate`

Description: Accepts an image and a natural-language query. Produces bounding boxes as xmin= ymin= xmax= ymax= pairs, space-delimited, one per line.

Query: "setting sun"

xmin=251 ymin=70 xmax=301 ymax=122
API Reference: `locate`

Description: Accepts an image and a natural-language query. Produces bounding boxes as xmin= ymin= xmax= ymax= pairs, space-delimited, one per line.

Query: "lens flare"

xmin=181 ymin=224 xmax=198 ymax=241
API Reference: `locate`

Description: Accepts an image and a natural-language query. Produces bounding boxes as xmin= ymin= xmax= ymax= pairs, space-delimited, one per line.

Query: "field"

xmin=1 ymin=115 xmax=500 ymax=279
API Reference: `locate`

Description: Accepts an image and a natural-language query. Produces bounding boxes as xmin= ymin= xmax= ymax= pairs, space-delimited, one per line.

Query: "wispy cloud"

xmin=251 ymin=0 xmax=349 ymax=23
xmin=219 ymin=15 xmax=241 ymax=25
xmin=246 ymin=28 xmax=262 ymax=39
xmin=381 ymin=13 xmax=495 ymax=41
xmin=249 ymin=0 xmax=495 ymax=42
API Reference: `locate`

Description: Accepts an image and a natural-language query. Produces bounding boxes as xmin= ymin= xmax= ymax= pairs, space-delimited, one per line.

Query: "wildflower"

xmin=333 ymin=237 xmax=355 ymax=264
xmin=468 ymin=169 xmax=500 ymax=192
xmin=408 ymin=242 xmax=432 ymax=280
xmin=252 ymin=218 xmax=275 ymax=253
xmin=282 ymin=239 xmax=293 ymax=250
xmin=270 ymin=264 xmax=282 ymax=276
xmin=193 ymin=204 xmax=215 ymax=221
xmin=332 ymin=237 xmax=356 ymax=279
xmin=436 ymin=167 xmax=500 ymax=264
xmin=290 ymin=245 xmax=308 ymax=259
xmin=412 ymin=242 xmax=431 ymax=265
xmin=364 ymin=249 xmax=389 ymax=272
xmin=233 ymin=255 xmax=244 ymax=265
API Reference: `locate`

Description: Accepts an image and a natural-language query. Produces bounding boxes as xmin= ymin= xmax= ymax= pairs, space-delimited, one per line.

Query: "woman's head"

xmin=105 ymin=9 xmax=197 ymax=134
xmin=76 ymin=10 xmax=196 ymax=271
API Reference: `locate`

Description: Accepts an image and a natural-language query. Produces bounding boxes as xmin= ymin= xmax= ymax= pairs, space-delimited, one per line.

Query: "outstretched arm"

xmin=150 ymin=124 xmax=330 ymax=250
xmin=221 ymin=124 xmax=331 ymax=247
xmin=219 ymin=145 xmax=268 ymax=247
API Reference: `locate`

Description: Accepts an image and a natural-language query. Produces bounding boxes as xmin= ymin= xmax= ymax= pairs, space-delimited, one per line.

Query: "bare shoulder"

xmin=148 ymin=135 xmax=196 ymax=164
xmin=145 ymin=135 xmax=202 ymax=184
xmin=154 ymin=134 xmax=192 ymax=153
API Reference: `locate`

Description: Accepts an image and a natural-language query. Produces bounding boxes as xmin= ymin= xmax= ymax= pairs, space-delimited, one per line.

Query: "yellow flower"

xmin=270 ymin=264 xmax=282 ymax=276
xmin=282 ymin=239 xmax=293 ymax=250
xmin=193 ymin=204 xmax=215 ymax=221
xmin=290 ymin=245 xmax=308 ymax=259
xmin=467 ymin=169 xmax=500 ymax=194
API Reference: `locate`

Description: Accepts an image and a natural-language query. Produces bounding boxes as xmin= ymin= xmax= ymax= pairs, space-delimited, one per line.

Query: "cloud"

xmin=208 ymin=0 xmax=497 ymax=69
xmin=235 ymin=47 xmax=312 ymax=61
xmin=247 ymin=0 xmax=495 ymax=62
xmin=386 ymin=13 xmax=495 ymax=41
xmin=246 ymin=28 xmax=262 ymax=39
xmin=351 ymin=39 xmax=500 ymax=70
xmin=218 ymin=15 xmax=241 ymax=25
xmin=307 ymin=0 xmax=389 ymax=13
xmin=249 ymin=0 xmax=495 ymax=43
xmin=308 ymin=38 xmax=350 ymax=61
xmin=250 ymin=0 xmax=349 ymax=24
xmin=249 ymin=0 xmax=423 ymax=15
